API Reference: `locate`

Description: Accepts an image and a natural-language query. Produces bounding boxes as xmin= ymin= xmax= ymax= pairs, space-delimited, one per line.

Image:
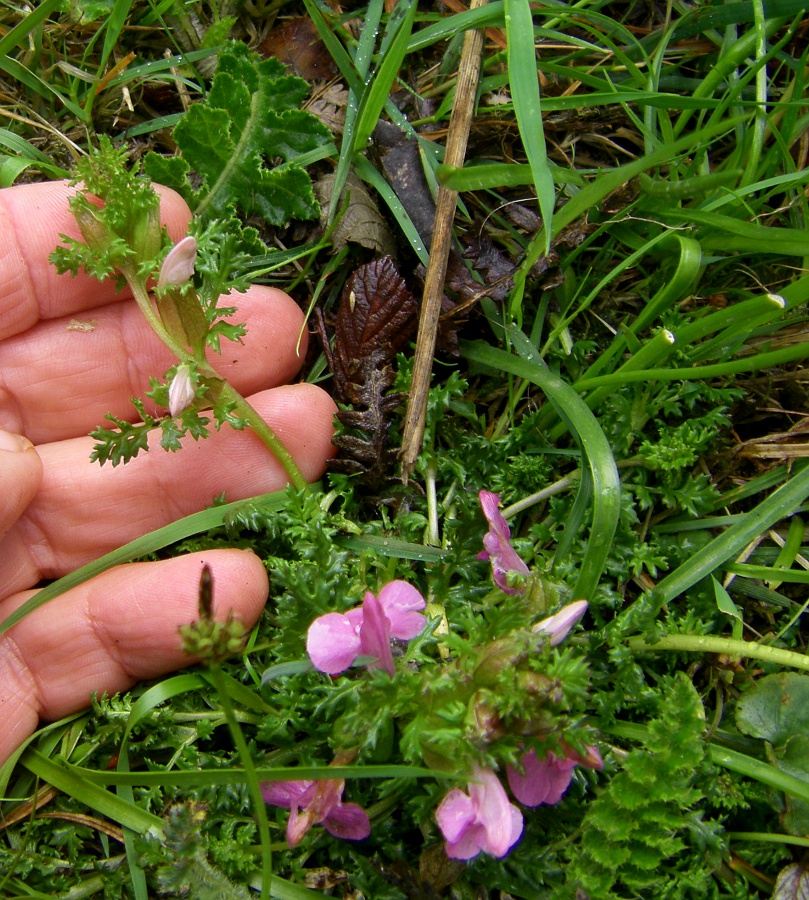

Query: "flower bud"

xmin=532 ymin=600 xmax=588 ymax=646
xmin=168 ymin=364 xmax=196 ymax=417
xmin=158 ymin=236 xmax=197 ymax=290
xmin=473 ymin=637 xmax=528 ymax=686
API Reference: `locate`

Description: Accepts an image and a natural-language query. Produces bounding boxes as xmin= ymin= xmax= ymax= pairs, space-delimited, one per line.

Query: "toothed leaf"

xmin=144 ymin=42 xmax=329 ymax=227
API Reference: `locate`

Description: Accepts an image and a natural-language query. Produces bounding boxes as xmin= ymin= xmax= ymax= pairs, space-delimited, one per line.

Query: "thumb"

xmin=0 ymin=430 xmax=42 ymax=540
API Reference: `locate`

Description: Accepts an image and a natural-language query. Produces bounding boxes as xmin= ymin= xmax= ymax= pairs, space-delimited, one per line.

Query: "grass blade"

xmin=618 ymin=463 xmax=809 ymax=632
xmin=463 ymin=334 xmax=621 ymax=600
xmin=353 ymin=0 xmax=419 ymax=151
xmin=505 ymin=0 xmax=555 ymax=255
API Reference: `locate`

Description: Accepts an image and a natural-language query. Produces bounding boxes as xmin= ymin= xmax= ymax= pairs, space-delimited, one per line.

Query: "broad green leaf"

xmin=736 ymin=672 xmax=809 ymax=746
xmin=144 ymin=42 xmax=329 ymax=227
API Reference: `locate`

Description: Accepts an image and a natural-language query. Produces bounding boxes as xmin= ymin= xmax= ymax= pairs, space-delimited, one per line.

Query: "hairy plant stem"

xmin=124 ymin=270 xmax=308 ymax=491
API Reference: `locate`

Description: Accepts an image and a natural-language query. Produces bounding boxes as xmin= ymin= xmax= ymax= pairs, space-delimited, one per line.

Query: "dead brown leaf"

xmin=315 ymin=173 xmax=397 ymax=257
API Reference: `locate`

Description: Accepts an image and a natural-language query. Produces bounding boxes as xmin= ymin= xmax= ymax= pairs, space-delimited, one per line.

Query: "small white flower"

xmin=157 ymin=236 xmax=197 ymax=290
xmin=168 ymin=364 xmax=196 ymax=417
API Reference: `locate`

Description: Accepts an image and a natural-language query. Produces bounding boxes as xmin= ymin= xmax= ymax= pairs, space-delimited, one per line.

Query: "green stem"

xmin=208 ymin=664 xmax=273 ymax=900
xmin=217 ymin=383 xmax=308 ymax=491
xmin=124 ymin=271 xmax=308 ymax=491
xmin=628 ymin=633 xmax=809 ymax=672
xmin=124 ymin=268 xmax=188 ymax=360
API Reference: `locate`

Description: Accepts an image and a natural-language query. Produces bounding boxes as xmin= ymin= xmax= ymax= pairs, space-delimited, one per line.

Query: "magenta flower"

xmin=435 ymin=765 xmax=523 ymax=860
xmin=477 ymin=491 xmax=530 ymax=593
xmin=306 ymin=580 xmax=426 ymax=677
xmin=507 ymin=744 xmax=603 ymax=807
xmin=532 ymin=599 xmax=589 ymax=646
xmin=261 ymin=777 xmax=370 ymax=847
xmin=157 ymin=235 xmax=197 ymax=290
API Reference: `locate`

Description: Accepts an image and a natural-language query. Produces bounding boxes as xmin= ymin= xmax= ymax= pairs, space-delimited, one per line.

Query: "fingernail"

xmin=0 ymin=430 xmax=34 ymax=452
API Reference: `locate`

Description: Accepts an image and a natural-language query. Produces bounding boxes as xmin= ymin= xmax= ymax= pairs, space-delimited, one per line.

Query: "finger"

xmin=0 ymin=430 xmax=42 ymax=540
xmin=0 ymin=284 xmax=310 ymax=443
xmin=1 ymin=383 xmax=337 ymax=596
xmin=0 ymin=181 xmax=191 ymax=342
xmin=0 ymin=549 xmax=268 ymax=766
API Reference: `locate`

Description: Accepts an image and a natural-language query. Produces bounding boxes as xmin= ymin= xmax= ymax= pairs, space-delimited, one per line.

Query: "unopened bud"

xmin=532 ymin=600 xmax=588 ymax=646
xmin=158 ymin=236 xmax=197 ymax=290
xmin=473 ymin=637 xmax=527 ymax=686
xmin=168 ymin=364 xmax=196 ymax=417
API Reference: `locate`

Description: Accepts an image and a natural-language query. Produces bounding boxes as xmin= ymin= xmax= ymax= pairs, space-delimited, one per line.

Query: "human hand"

xmin=0 ymin=181 xmax=337 ymax=765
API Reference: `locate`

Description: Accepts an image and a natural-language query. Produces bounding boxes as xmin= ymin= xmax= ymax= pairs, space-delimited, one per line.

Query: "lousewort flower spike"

xmin=306 ymin=580 xmax=426 ymax=676
xmin=477 ymin=490 xmax=530 ymax=593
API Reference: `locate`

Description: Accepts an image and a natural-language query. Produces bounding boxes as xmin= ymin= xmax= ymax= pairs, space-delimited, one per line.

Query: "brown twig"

xmin=400 ymin=0 xmax=488 ymax=480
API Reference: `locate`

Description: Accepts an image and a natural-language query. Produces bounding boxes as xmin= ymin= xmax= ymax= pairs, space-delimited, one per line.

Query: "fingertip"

xmin=215 ymin=284 xmax=310 ymax=391
xmin=154 ymin=184 xmax=192 ymax=242
xmin=0 ymin=431 xmax=42 ymax=539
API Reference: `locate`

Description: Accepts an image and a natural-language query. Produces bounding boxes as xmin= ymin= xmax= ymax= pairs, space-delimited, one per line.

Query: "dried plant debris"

xmin=259 ymin=16 xmax=339 ymax=81
xmin=374 ymin=121 xmax=439 ymax=247
xmin=320 ymin=256 xmax=418 ymax=483
xmin=315 ymin=173 xmax=397 ymax=256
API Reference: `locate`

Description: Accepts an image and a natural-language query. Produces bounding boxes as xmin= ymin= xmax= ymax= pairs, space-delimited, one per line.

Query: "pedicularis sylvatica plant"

xmin=49 ymin=133 xmax=603 ymax=870
xmin=49 ymin=136 xmax=308 ymax=489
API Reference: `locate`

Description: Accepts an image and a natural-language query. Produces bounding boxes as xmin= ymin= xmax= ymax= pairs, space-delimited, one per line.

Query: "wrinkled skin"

xmin=0 ymin=181 xmax=337 ymax=765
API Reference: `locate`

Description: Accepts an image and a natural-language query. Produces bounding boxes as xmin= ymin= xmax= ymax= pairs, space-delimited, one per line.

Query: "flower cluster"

xmin=435 ymin=742 xmax=603 ymax=861
xmin=264 ymin=490 xmax=600 ymax=861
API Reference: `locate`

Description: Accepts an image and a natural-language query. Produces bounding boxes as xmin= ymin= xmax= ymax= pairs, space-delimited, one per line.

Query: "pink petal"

xmin=469 ymin=765 xmax=523 ymax=858
xmin=359 ymin=593 xmax=395 ymax=676
xmin=377 ymin=581 xmax=426 ymax=640
xmin=323 ymin=802 xmax=371 ymax=841
xmin=306 ymin=612 xmax=362 ymax=674
xmin=260 ymin=780 xmax=310 ymax=809
xmin=581 ymin=744 xmax=604 ymax=771
xmin=287 ymin=805 xmax=313 ymax=847
xmin=507 ymin=750 xmax=576 ymax=807
xmin=436 ymin=788 xmax=476 ymax=845
xmin=445 ymin=822 xmax=489 ymax=860
xmin=157 ymin=235 xmax=197 ymax=289
xmin=533 ymin=600 xmax=588 ymax=646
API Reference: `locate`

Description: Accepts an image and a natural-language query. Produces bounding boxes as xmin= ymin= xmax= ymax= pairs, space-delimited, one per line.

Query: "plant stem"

xmin=124 ymin=271 xmax=308 ymax=491
xmin=218 ymin=382 xmax=308 ymax=491
xmin=628 ymin=633 xmax=809 ymax=672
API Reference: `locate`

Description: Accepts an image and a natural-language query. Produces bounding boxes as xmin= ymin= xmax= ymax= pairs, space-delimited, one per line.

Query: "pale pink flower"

xmin=435 ymin=764 xmax=523 ymax=860
xmin=157 ymin=235 xmax=197 ymax=290
xmin=167 ymin=363 xmax=196 ymax=417
xmin=477 ymin=490 xmax=530 ymax=593
xmin=261 ymin=778 xmax=370 ymax=847
xmin=306 ymin=581 xmax=426 ymax=677
xmin=506 ymin=745 xmax=603 ymax=807
xmin=533 ymin=600 xmax=589 ymax=645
